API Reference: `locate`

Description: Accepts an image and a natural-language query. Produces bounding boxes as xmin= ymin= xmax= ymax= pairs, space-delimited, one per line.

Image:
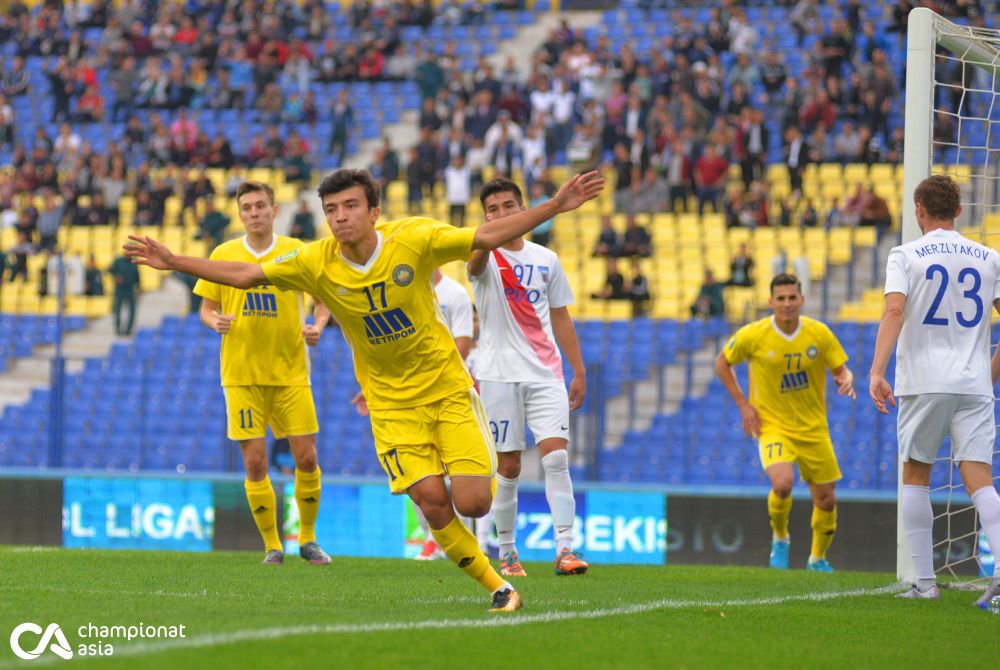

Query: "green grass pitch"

xmin=1 ymin=547 xmax=996 ymax=669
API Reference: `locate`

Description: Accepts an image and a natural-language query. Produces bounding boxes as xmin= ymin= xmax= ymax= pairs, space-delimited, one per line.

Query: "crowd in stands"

xmin=392 ymin=0 xmax=987 ymax=257
xmin=0 ymin=0 xmax=992 ymax=298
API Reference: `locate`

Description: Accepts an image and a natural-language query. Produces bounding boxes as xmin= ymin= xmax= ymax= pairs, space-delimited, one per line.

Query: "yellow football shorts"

xmin=223 ymin=385 xmax=319 ymax=441
xmin=757 ymin=431 xmax=842 ymax=484
xmin=369 ymin=387 xmax=497 ymax=494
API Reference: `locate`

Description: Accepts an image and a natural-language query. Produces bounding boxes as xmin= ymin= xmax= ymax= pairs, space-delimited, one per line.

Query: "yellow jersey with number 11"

xmin=193 ymin=235 xmax=310 ymax=387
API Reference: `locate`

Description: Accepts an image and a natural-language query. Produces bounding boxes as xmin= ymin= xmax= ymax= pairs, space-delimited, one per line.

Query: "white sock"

xmin=494 ymin=474 xmax=519 ymax=556
xmin=541 ymin=449 xmax=576 ymax=555
xmin=414 ymin=505 xmax=431 ymax=540
xmin=902 ymin=484 xmax=935 ymax=583
xmin=476 ymin=508 xmax=493 ymax=553
xmin=971 ymin=485 xmax=1000 ymax=583
xmin=493 ymin=580 xmax=514 ymax=595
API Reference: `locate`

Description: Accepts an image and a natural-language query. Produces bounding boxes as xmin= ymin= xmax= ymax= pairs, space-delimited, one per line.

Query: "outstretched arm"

xmin=124 ymin=235 xmax=265 ymax=289
xmin=471 ymin=172 xmax=604 ymax=250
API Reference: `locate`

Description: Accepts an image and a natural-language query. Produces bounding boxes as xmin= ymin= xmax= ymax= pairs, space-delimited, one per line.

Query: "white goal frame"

xmin=899 ymin=7 xmax=1000 ymax=583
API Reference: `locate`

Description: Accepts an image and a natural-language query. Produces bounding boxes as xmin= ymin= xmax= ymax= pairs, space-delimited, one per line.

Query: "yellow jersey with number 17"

xmin=193 ymin=235 xmax=310 ymax=387
xmin=261 ymin=216 xmax=476 ymax=411
xmin=723 ymin=315 xmax=848 ymax=440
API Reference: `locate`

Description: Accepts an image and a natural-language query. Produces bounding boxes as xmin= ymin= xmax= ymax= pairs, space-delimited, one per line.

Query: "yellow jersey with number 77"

xmin=723 ymin=315 xmax=848 ymax=440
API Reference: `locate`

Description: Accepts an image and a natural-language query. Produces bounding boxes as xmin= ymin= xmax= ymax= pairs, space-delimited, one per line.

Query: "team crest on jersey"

xmin=274 ymin=249 xmax=299 ymax=264
xmin=392 ymin=264 xmax=415 ymax=286
xmin=806 ymin=345 xmax=818 ymax=359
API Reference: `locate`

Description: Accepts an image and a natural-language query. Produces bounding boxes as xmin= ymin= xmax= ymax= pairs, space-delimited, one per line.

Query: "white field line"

xmin=0 ymin=584 xmax=901 ymax=667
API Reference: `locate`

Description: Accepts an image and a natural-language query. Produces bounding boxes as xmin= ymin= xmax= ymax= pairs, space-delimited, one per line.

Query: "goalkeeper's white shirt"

xmin=470 ymin=242 xmax=573 ymax=383
xmin=884 ymin=227 xmax=1000 ymax=396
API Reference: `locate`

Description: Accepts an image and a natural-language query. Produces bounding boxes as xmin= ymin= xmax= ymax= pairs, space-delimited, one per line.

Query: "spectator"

xmin=592 ymin=216 xmax=622 ymax=258
xmin=406 ymin=146 xmax=424 ymax=210
xmin=483 ymin=109 xmax=523 ymax=176
xmin=0 ymin=95 xmax=12 ymax=149
xmin=108 ymin=253 xmax=140 ymax=336
xmin=800 ymin=199 xmax=819 ymax=227
xmin=290 ymin=200 xmax=316 ymax=241
xmin=690 ymin=269 xmax=725 ymax=318
xmin=527 ymin=181 xmax=554 ymax=248
xmin=737 ymin=108 xmax=768 ymax=189
xmin=628 ymin=259 xmax=650 ymax=317
xmin=611 ymin=143 xmax=635 ymax=214
xmin=36 ymin=190 xmax=65 ymax=253
xmin=825 ymin=197 xmax=848 ymax=229
xmin=109 ymin=56 xmax=137 ymax=122
xmin=444 ymin=154 xmax=471 ymax=228
xmin=196 ymin=197 xmax=229 ymax=249
xmin=83 ymin=254 xmax=104 ymax=296
xmin=785 ymin=126 xmax=809 ymax=196
xmin=592 ymin=257 xmax=628 ymax=300
xmin=632 ymin=168 xmax=667 ymax=215
xmin=728 ymin=243 xmax=755 ymax=287
xmin=859 ymin=185 xmax=892 ymax=234
xmin=328 ymin=88 xmax=354 ymax=167
xmin=694 ymin=144 xmax=729 ymax=215
xmin=622 ymin=215 xmax=652 ymax=258
xmin=8 ymin=230 xmax=32 ymax=282
xmin=833 ymin=122 xmax=861 ymax=164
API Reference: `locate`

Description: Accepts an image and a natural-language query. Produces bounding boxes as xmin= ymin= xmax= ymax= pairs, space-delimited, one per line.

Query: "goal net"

xmin=901 ymin=7 xmax=1000 ymax=586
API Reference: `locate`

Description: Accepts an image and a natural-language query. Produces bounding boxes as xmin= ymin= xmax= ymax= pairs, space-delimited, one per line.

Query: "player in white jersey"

xmin=468 ymin=178 xmax=589 ymax=577
xmin=870 ymin=175 xmax=1000 ymax=606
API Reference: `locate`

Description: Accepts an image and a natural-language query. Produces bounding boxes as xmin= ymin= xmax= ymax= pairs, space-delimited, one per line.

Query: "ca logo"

xmin=9 ymin=623 xmax=73 ymax=661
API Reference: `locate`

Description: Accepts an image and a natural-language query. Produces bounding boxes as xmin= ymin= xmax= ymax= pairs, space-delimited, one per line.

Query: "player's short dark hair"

xmin=770 ymin=273 xmax=802 ymax=295
xmin=317 ymin=169 xmax=381 ymax=209
xmin=235 ymin=181 xmax=275 ymax=206
xmin=479 ymin=177 xmax=523 ymax=208
xmin=914 ymin=174 xmax=961 ymax=220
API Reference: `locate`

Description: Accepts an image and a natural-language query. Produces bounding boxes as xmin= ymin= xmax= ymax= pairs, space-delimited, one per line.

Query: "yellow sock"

xmin=768 ymin=490 xmax=792 ymax=540
xmin=295 ymin=466 xmax=322 ymax=545
xmin=245 ymin=477 xmax=282 ymax=551
xmin=430 ymin=516 xmax=506 ymax=593
xmin=810 ymin=506 xmax=837 ymax=560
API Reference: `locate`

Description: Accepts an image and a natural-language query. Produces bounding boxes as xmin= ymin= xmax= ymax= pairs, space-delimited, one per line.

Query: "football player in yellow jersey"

xmin=124 ymin=168 xmax=604 ymax=612
xmin=715 ymin=273 xmax=856 ymax=572
xmin=193 ymin=181 xmax=333 ymax=566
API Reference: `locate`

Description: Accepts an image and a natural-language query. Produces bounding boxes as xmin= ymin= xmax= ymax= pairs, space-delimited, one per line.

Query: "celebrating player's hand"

xmin=869 ymin=373 xmax=896 ymax=414
xmin=350 ymin=391 xmax=369 ymax=417
xmin=303 ymin=324 xmax=322 ymax=346
xmin=568 ymin=375 xmax=586 ymax=412
xmin=215 ymin=314 xmax=236 ymax=335
xmin=123 ymin=235 xmax=174 ymax=271
xmin=552 ymin=171 xmax=605 ymax=214
xmin=834 ymin=367 xmax=856 ymax=400
xmin=738 ymin=402 xmax=762 ymax=438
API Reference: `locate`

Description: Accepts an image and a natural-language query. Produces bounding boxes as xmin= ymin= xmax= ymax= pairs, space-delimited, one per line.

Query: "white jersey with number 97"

xmin=884 ymin=228 xmax=1000 ymax=396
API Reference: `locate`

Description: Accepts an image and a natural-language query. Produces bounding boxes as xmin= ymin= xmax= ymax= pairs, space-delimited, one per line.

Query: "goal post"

xmin=899 ymin=7 xmax=1000 ymax=585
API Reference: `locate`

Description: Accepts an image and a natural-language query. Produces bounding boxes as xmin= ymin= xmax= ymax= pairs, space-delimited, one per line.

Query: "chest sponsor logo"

xmin=242 ymin=290 xmax=277 ymax=318
xmin=363 ymin=308 xmax=416 ymax=344
xmin=780 ymin=370 xmax=810 ymax=393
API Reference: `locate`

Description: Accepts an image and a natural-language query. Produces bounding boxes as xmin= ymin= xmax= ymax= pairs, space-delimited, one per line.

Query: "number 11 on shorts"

xmin=239 ymin=408 xmax=254 ymax=429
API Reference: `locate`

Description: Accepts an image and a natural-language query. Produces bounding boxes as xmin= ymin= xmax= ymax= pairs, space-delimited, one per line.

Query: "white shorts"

xmin=479 ymin=380 xmax=570 ymax=452
xmin=897 ymin=394 xmax=995 ymax=465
